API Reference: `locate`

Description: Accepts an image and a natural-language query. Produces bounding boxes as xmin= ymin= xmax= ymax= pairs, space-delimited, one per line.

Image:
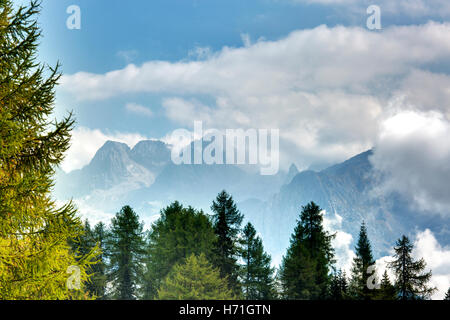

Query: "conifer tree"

xmin=0 ymin=0 xmax=97 ymax=299
xmin=444 ymin=287 xmax=450 ymax=300
xmin=142 ymin=202 xmax=216 ymax=299
xmin=242 ymin=223 xmax=276 ymax=300
xmin=157 ymin=254 xmax=234 ymax=300
xmin=330 ymin=269 xmax=348 ymax=300
xmin=90 ymin=222 xmax=108 ymax=299
xmin=374 ymin=270 xmax=397 ymax=300
xmin=388 ymin=235 xmax=436 ymax=300
xmin=279 ymin=202 xmax=335 ymax=299
xmin=211 ymin=190 xmax=244 ymax=297
xmin=349 ymin=222 xmax=376 ymax=300
xmin=108 ymin=206 xmax=146 ymax=300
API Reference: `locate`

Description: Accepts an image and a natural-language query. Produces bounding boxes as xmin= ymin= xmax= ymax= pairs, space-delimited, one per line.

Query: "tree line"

xmin=71 ymin=193 xmax=440 ymax=300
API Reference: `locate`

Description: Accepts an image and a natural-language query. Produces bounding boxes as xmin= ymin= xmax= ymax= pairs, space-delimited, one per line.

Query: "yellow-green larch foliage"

xmin=0 ymin=0 xmax=98 ymax=299
xmin=157 ymin=254 xmax=235 ymax=300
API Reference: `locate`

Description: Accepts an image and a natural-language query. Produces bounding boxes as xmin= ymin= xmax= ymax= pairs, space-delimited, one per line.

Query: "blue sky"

xmin=37 ymin=0 xmax=342 ymax=138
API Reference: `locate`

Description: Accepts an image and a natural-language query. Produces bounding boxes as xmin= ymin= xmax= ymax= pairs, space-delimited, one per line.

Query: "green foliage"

xmin=108 ymin=206 xmax=146 ymax=300
xmin=374 ymin=270 xmax=397 ymax=300
xmin=157 ymin=254 xmax=234 ymax=300
xmin=211 ymin=190 xmax=244 ymax=297
xmin=349 ymin=222 xmax=376 ymax=300
xmin=242 ymin=223 xmax=276 ymax=300
xmin=388 ymin=235 xmax=436 ymax=300
xmin=0 ymin=0 xmax=97 ymax=299
xmin=70 ymin=221 xmax=108 ymax=299
xmin=330 ymin=269 xmax=348 ymax=300
xmin=444 ymin=288 xmax=450 ymax=300
xmin=89 ymin=222 xmax=108 ymax=299
xmin=142 ymin=201 xmax=216 ymax=299
xmin=279 ymin=202 xmax=335 ymax=300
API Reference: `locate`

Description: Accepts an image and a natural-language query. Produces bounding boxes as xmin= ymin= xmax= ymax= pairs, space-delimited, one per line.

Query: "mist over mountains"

xmin=55 ymin=139 xmax=449 ymax=265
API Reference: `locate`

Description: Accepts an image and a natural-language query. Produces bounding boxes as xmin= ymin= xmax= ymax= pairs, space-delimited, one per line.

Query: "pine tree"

xmin=242 ymin=223 xmax=276 ymax=300
xmin=374 ymin=270 xmax=397 ymax=300
xmin=211 ymin=190 xmax=244 ymax=297
xmin=142 ymin=202 xmax=216 ymax=299
xmin=330 ymin=269 xmax=348 ymax=300
xmin=349 ymin=222 xmax=376 ymax=300
xmin=157 ymin=254 xmax=234 ymax=300
xmin=388 ymin=235 xmax=436 ymax=300
xmin=90 ymin=222 xmax=108 ymax=299
xmin=279 ymin=202 xmax=335 ymax=300
xmin=0 ymin=0 xmax=97 ymax=299
xmin=444 ymin=287 xmax=450 ymax=300
xmin=108 ymin=206 xmax=146 ymax=300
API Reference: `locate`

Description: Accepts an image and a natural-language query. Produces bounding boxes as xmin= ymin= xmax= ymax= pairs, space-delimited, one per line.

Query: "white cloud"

xmin=60 ymin=23 xmax=450 ymax=172
xmin=323 ymin=211 xmax=356 ymax=273
xmin=61 ymin=127 xmax=149 ymax=173
xmin=414 ymin=229 xmax=450 ymax=299
xmin=370 ymin=110 xmax=450 ymax=217
xmin=125 ymin=102 xmax=154 ymax=118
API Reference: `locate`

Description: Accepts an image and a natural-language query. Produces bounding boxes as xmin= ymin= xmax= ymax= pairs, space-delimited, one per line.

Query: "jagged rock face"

xmin=130 ymin=140 xmax=171 ymax=174
xmin=56 ymin=140 xmax=171 ymax=197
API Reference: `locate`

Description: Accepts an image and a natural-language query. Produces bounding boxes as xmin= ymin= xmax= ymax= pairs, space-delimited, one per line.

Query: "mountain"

xmin=55 ymin=141 xmax=449 ymax=265
xmin=55 ymin=140 xmax=169 ymax=199
xmin=247 ymin=150 xmax=449 ymax=259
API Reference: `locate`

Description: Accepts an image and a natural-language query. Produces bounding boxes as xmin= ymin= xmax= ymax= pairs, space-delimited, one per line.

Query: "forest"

xmin=67 ymin=193 xmax=444 ymax=300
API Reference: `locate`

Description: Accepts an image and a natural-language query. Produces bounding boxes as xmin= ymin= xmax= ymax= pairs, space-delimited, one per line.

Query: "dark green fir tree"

xmin=279 ymin=202 xmax=335 ymax=300
xmin=211 ymin=190 xmax=244 ymax=297
xmin=349 ymin=222 xmax=376 ymax=300
xmin=330 ymin=269 xmax=348 ymax=300
xmin=388 ymin=235 xmax=436 ymax=300
xmin=142 ymin=202 xmax=216 ymax=299
xmin=90 ymin=222 xmax=109 ymax=299
xmin=374 ymin=270 xmax=397 ymax=300
xmin=444 ymin=287 xmax=450 ymax=300
xmin=242 ymin=223 xmax=276 ymax=300
xmin=108 ymin=206 xmax=146 ymax=300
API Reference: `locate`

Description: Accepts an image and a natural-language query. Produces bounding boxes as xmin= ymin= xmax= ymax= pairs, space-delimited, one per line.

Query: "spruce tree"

xmin=388 ymin=235 xmax=436 ymax=300
xmin=330 ymin=269 xmax=348 ymax=300
xmin=157 ymin=254 xmax=234 ymax=300
xmin=349 ymin=222 xmax=376 ymax=300
xmin=279 ymin=202 xmax=335 ymax=299
xmin=211 ymin=190 xmax=244 ymax=297
xmin=242 ymin=223 xmax=276 ymax=300
xmin=108 ymin=206 xmax=146 ymax=300
xmin=375 ymin=270 xmax=397 ymax=300
xmin=0 ymin=0 xmax=97 ymax=299
xmin=444 ymin=287 xmax=450 ymax=300
xmin=142 ymin=202 xmax=216 ymax=299
xmin=90 ymin=222 xmax=108 ymax=299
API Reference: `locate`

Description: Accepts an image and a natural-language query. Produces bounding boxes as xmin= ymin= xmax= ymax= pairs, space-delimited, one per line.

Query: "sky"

xmin=14 ymin=0 xmax=450 ymax=298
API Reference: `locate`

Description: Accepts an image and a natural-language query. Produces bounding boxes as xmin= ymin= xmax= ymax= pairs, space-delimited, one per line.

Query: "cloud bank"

xmin=61 ymin=23 xmax=450 ymax=173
